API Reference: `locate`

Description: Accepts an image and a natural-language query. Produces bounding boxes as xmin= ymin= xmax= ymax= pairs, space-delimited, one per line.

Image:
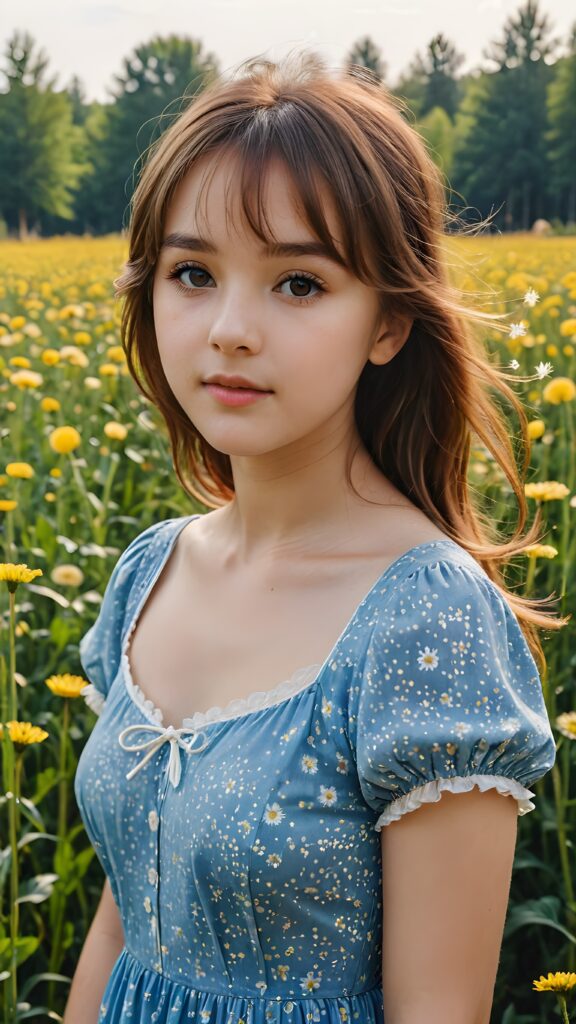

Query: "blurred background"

xmin=1 ymin=0 xmax=576 ymax=237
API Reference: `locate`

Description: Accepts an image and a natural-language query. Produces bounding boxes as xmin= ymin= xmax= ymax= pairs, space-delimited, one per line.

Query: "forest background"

xmin=1 ymin=0 xmax=576 ymax=240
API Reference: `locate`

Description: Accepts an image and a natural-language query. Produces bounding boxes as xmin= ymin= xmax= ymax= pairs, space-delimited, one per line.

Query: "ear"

xmin=367 ymin=311 xmax=414 ymax=367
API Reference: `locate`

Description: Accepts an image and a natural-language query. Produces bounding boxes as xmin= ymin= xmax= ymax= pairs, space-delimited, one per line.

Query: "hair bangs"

xmin=187 ymin=131 xmax=370 ymax=285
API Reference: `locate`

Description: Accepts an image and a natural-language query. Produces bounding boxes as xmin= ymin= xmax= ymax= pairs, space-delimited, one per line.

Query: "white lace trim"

xmin=121 ymin=621 xmax=322 ymax=730
xmin=374 ymin=774 xmax=538 ymax=830
xmin=81 ymin=683 xmax=107 ymax=716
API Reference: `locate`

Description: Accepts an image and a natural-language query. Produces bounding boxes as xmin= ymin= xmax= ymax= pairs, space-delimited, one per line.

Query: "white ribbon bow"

xmin=118 ymin=723 xmax=210 ymax=788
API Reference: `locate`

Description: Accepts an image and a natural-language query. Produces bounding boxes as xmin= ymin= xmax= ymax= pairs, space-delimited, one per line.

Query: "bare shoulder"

xmin=355 ymin=493 xmax=452 ymax=559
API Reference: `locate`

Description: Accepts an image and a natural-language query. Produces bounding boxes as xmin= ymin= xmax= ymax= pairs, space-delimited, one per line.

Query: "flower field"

xmin=0 ymin=232 xmax=575 ymax=1021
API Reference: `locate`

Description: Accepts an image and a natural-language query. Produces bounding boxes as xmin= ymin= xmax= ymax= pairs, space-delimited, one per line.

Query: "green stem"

xmin=525 ymin=553 xmax=536 ymax=595
xmin=551 ymin=757 xmax=576 ymax=971
xmin=7 ymin=750 xmax=22 ymax=1022
xmin=558 ymin=994 xmax=570 ymax=1024
xmin=47 ymin=700 xmax=70 ymax=1006
xmin=95 ymin=454 xmax=119 ymax=546
xmin=8 ymin=591 xmax=17 ymax=724
xmin=58 ymin=700 xmax=69 ymax=842
xmin=562 ymin=736 xmax=571 ymax=805
xmin=68 ymin=453 xmax=95 ymax=527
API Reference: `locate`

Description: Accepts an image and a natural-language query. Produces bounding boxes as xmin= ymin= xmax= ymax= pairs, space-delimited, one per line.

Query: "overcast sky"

xmin=2 ymin=0 xmax=575 ymax=103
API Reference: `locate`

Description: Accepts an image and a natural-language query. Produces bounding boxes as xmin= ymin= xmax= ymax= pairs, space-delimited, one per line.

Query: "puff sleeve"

xmin=79 ymin=520 xmax=166 ymax=715
xmin=350 ymin=556 xmax=557 ymax=830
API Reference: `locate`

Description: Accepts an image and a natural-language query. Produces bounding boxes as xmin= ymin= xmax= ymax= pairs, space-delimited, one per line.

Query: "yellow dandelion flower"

xmin=9 ymin=369 xmax=43 ymax=389
xmin=506 ymin=272 xmax=530 ymax=292
xmin=6 ymin=462 xmax=34 ymax=479
xmin=0 ymin=562 xmax=43 ymax=592
xmin=563 ymin=345 xmax=574 ymax=357
xmin=0 ymin=720 xmax=49 ymax=747
xmin=542 ymin=377 xmax=576 ymax=404
xmin=9 ymin=356 xmax=31 ymax=368
xmin=527 ymin=419 xmax=545 ymax=440
xmin=540 ymin=295 xmax=563 ymax=311
xmin=525 ymin=481 xmax=570 ymax=501
xmin=104 ymin=421 xmax=128 ymax=441
xmin=533 ymin=971 xmax=576 ymax=992
xmin=546 ymin=344 xmax=558 ymax=357
xmin=87 ymin=282 xmax=107 ymax=299
xmin=49 ymin=467 xmax=62 ymax=478
xmin=45 ymin=673 xmax=87 ymax=698
xmin=58 ymin=304 xmax=85 ymax=319
xmin=555 ymin=712 xmax=576 ymax=740
xmin=0 ymin=499 xmax=18 ymax=512
xmin=99 ymin=363 xmax=119 ymax=377
xmin=522 ymin=544 xmax=558 ymax=559
xmin=73 ymin=331 xmax=91 ymax=345
xmin=51 ymin=564 xmax=84 ymax=587
xmin=41 ymin=349 xmax=60 ymax=366
xmin=41 ymin=396 xmax=61 ymax=412
xmin=49 ymin=426 xmax=81 ymax=454
xmin=559 ymin=319 xmax=576 ymax=337
xmin=0 ymin=475 xmax=7 ymax=485
xmin=106 ymin=346 xmax=126 ymax=363
xmin=9 ymin=316 xmax=26 ymax=331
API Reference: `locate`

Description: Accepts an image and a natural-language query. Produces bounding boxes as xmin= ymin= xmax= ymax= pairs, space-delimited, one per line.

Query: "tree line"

xmin=0 ymin=0 xmax=575 ymax=239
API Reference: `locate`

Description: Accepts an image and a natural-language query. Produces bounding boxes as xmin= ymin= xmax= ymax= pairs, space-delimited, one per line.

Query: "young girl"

xmin=67 ymin=52 xmax=565 ymax=1024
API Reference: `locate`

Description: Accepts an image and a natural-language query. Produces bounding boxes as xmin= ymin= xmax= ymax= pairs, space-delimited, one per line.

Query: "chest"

xmin=124 ymin=518 xmax=447 ymax=731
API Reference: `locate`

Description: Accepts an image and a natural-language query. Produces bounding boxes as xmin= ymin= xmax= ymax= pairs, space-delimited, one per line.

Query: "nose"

xmin=207 ymin=286 xmax=264 ymax=354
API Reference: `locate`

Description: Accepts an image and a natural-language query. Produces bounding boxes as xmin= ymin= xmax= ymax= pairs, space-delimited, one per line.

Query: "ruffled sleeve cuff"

xmin=81 ymin=682 xmax=106 ymax=716
xmin=374 ymin=773 xmax=537 ymax=830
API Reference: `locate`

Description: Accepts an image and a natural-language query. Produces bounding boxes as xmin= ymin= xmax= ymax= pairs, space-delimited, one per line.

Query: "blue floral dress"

xmin=74 ymin=513 xmax=557 ymax=1023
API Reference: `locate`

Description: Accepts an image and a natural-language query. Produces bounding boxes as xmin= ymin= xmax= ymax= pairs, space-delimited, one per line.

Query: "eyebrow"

xmin=159 ymin=232 xmax=345 ymax=266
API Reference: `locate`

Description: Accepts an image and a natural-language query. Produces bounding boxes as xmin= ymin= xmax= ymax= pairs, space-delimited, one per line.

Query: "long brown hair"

xmin=114 ymin=51 xmax=570 ymax=673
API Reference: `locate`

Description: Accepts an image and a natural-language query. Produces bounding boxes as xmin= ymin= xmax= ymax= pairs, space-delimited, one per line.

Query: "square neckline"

xmin=120 ymin=512 xmax=467 ymax=733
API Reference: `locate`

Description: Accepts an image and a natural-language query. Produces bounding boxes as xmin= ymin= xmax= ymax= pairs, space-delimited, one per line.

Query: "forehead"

xmin=163 ymin=150 xmax=340 ymax=247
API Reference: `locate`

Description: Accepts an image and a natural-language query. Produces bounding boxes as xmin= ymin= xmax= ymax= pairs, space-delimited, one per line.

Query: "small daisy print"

xmin=264 ymin=802 xmax=285 ymax=825
xmin=301 ymin=754 xmax=318 ymax=774
xmin=318 ymin=785 xmax=337 ymax=807
xmin=300 ymin=969 xmax=322 ymax=994
xmin=417 ymin=646 xmax=439 ymax=670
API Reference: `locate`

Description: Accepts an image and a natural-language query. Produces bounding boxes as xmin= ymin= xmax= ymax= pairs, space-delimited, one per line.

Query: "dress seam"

xmin=121 ymin=945 xmax=382 ymax=1000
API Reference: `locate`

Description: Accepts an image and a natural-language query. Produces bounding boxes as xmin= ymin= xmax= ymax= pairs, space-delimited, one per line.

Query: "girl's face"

xmin=152 ymin=153 xmax=400 ymax=461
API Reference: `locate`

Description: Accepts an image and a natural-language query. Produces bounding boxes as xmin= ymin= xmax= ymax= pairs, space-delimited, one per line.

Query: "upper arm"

xmin=95 ymin=877 xmax=124 ymax=941
xmin=380 ymin=787 xmax=518 ymax=1024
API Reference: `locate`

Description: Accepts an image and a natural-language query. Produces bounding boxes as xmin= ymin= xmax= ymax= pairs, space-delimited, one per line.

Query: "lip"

xmin=202 ymin=383 xmax=272 ymax=407
xmin=203 ymin=374 xmax=271 ymax=391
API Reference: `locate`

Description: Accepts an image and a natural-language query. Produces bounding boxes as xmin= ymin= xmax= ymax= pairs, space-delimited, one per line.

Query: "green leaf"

xmin=504 ymin=895 xmax=576 ymax=944
xmin=31 ymin=766 xmax=59 ymax=804
xmin=18 ymin=831 xmax=58 ymax=851
xmin=0 ymin=934 xmax=40 ymax=971
xmin=18 ymin=798 xmax=45 ymax=830
xmin=19 ymin=971 xmax=70 ymax=1000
